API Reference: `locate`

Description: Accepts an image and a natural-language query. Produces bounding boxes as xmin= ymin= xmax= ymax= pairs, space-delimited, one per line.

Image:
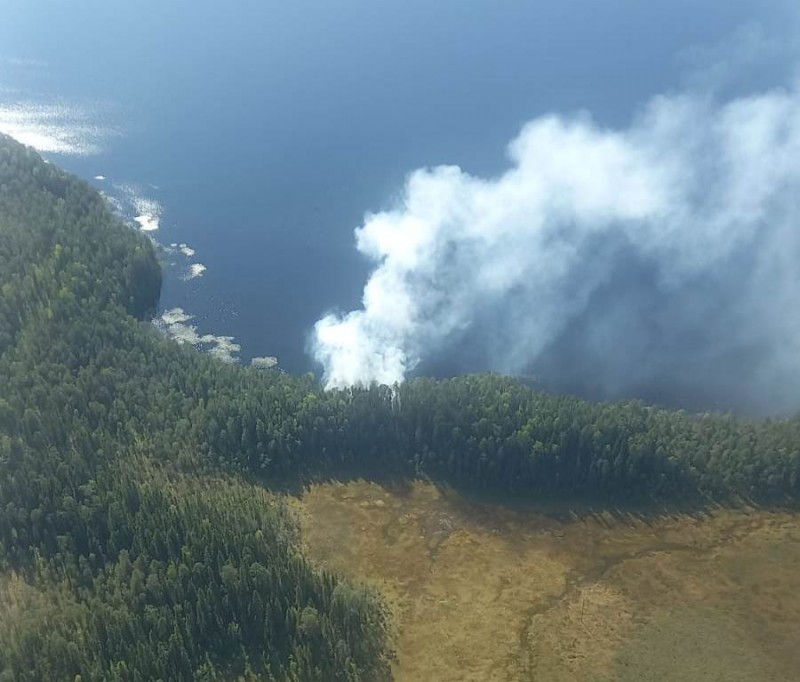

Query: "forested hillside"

xmin=1 ymin=133 xmax=800 ymax=680
xmin=0 ymin=135 xmax=389 ymax=681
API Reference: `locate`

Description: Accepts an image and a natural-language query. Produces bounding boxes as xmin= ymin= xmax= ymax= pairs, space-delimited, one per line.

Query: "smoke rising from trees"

xmin=313 ymin=83 xmax=800 ymax=414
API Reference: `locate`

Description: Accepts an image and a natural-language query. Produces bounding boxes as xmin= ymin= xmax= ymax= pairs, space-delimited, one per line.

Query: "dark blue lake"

xmin=0 ymin=0 xmax=785 ymax=376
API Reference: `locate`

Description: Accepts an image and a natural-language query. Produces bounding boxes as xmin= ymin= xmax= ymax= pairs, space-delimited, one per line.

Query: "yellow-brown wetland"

xmin=292 ymin=480 xmax=800 ymax=681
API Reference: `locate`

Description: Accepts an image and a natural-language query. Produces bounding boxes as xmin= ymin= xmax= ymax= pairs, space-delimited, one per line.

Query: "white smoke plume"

xmin=313 ymin=83 xmax=800 ymax=414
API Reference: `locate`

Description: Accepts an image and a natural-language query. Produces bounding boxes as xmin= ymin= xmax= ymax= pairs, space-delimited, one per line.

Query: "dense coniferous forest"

xmin=1 ymin=132 xmax=800 ymax=679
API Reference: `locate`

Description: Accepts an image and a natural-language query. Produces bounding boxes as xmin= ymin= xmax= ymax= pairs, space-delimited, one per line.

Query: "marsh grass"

xmin=294 ymin=479 xmax=800 ymax=681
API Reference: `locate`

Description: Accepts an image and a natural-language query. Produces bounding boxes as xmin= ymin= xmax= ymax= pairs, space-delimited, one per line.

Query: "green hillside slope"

xmin=0 ymin=135 xmax=389 ymax=681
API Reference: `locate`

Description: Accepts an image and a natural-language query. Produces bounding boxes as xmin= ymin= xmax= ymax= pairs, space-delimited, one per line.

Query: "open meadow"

xmin=294 ymin=480 xmax=800 ymax=681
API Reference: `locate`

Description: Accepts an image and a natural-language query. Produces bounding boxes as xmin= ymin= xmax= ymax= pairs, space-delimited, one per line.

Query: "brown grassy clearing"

xmin=292 ymin=480 xmax=800 ymax=682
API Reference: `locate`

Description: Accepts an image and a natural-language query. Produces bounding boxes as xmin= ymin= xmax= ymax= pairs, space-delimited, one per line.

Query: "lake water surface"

xmin=0 ymin=1 xmax=782 ymax=373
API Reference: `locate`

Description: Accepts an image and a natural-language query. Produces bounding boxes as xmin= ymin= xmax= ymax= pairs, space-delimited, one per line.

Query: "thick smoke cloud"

xmin=313 ymin=84 xmax=800 ymax=414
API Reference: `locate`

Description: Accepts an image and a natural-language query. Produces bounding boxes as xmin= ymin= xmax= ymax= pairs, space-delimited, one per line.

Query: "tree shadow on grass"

xmin=257 ymin=457 xmax=800 ymax=531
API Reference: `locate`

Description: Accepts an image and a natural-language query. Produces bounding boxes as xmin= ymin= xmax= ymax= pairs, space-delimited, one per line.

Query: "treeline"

xmin=2 ymin=133 xmax=800 ymax=679
xmin=145 ymin=369 xmax=800 ymax=502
